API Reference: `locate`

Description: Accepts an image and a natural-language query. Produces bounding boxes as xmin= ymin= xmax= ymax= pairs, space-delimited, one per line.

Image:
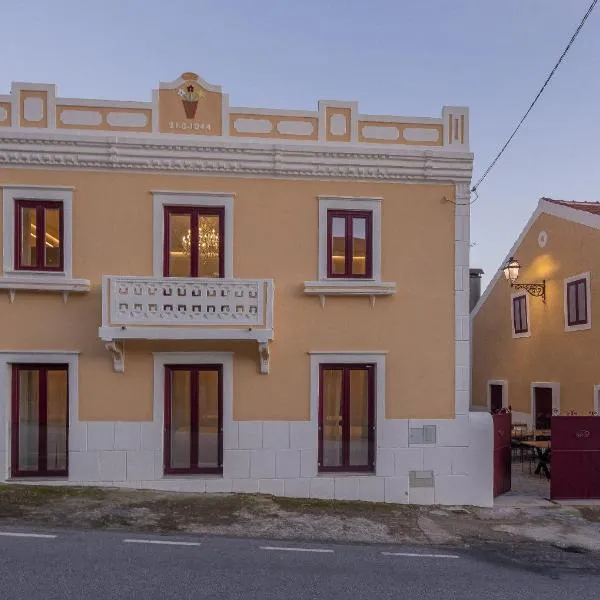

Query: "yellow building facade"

xmin=473 ymin=198 xmax=600 ymax=425
xmin=0 ymin=72 xmax=492 ymax=505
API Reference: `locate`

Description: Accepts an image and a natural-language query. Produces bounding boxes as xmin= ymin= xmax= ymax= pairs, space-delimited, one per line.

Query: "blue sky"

xmin=1 ymin=0 xmax=598 ymax=285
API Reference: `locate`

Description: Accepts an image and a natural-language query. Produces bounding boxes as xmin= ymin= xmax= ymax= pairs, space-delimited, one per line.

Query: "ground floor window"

xmin=11 ymin=364 xmax=68 ymax=477
xmin=318 ymin=364 xmax=375 ymax=472
xmin=164 ymin=365 xmax=223 ymax=474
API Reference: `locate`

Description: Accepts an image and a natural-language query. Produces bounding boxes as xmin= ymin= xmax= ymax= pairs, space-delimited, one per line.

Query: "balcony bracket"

xmin=105 ymin=341 xmax=125 ymax=373
xmin=258 ymin=341 xmax=270 ymax=375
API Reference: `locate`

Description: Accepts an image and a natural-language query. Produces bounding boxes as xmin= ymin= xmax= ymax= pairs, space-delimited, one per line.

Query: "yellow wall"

xmin=473 ymin=211 xmax=600 ymax=416
xmin=0 ymin=169 xmax=456 ymax=422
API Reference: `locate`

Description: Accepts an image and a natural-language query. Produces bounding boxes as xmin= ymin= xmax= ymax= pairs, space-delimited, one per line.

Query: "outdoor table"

xmin=521 ymin=440 xmax=551 ymax=479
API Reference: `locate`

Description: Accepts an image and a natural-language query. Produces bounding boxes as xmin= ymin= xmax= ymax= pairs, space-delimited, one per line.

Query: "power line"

xmin=471 ymin=0 xmax=598 ymax=196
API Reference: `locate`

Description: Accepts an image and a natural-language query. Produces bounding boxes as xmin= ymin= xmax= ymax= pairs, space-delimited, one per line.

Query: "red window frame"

xmin=567 ymin=278 xmax=588 ymax=326
xmin=326 ymin=209 xmax=373 ymax=279
xmin=318 ymin=363 xmax=375 ymax=473
xmin=512 ymin=295 xmax=528 ymax=334
xmin=14 ymin=199 xmax=64 ymax=271
xmin=163 ymin=206 xmax=225 ymax=277
xmin=164 ymin=365 xmax=223 ymax=475
xmin=11 ymin=364 xmax=69 ymax=478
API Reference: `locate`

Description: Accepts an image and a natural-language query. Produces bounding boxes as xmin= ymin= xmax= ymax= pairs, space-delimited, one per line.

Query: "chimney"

xmin=469 ymin=268 xmax=484 ymax=312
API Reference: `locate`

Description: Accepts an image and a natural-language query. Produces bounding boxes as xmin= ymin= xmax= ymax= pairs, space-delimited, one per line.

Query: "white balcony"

xmin=99 ymin=276 xmax=274 ymax=373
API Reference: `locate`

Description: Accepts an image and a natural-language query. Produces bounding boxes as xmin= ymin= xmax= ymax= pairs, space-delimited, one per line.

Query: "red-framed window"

xmin=15 ymin=200 xmax=64 ymax=271
xmin=567 ymin=278 xmax=588 ymax=326
xmin=11 ymin=364 xmax=69 ymax=477
xmin=164 ymin=365 xmax=223 ymax=475
xmin=163 ymin=206 xmax=225 ymax=278
xmin=512 ymin=295 xmax=528 ymax=334
xmin=327 ymin=209 xmax=372 ymax=278
xmin=318 ymin=364 xmax=375 ymax=473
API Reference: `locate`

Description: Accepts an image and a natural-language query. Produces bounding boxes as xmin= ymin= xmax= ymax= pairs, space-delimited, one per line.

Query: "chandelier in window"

xmin=181 ymin=219 xmax=220 ymax=259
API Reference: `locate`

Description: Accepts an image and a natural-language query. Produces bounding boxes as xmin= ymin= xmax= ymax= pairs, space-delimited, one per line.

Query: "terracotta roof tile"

xmin=542 ymin=197 xmax=600 ymax=215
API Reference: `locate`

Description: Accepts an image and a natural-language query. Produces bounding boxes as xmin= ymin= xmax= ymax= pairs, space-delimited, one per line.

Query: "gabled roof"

xmin=471 ymin=197 xmax=600 ymax=317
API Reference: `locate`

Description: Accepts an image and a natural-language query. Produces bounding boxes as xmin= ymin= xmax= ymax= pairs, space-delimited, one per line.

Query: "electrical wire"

xmin=469 ymin=0 xmax=598 ymax=199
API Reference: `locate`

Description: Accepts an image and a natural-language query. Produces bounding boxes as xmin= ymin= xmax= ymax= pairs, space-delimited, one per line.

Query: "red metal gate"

xmin=493 ymin=411 xmax=512 ymax=497
xmin=551 ymin=416 xmax=600 ymax=500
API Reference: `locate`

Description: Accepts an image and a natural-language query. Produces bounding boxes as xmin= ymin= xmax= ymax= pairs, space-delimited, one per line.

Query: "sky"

xmin=1 ymin=0 xmax=599 ymax=287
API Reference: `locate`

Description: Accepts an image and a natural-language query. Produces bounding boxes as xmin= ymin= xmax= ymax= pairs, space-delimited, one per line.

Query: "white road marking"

xmin=0 ymin=532 xmax=57 ymax=539
xmin=381 ymin=551 xmax=459 ymax=559
xmin=260 ymin=546 xmax=334 ymax=553
xmin=123 ymin=539 xmax=202 ymax=547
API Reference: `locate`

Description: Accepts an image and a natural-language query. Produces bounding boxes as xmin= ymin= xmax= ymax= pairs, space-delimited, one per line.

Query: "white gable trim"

xmin=472 ymin=199 xmax=600 ymax=318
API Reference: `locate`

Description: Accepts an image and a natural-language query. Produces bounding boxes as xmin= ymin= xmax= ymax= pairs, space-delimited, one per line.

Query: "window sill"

xmin=564 ymin=322 xmax=591 ymax=332
xmin=0 ymin=274 xmax=91 ymax=303
xmin=304 ymin=280 xmax=396 ymax=307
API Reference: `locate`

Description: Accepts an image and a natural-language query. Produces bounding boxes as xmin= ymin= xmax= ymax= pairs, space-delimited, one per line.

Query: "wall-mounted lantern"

xmin=502 ymin=256 xmax=546 ymax=303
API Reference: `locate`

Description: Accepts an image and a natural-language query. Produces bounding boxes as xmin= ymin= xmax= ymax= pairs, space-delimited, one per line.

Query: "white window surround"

xmin=152 ymin=191 xmax=234 ymax=278
xmin=563 ymin=272 xmax=591 ymax=332
xmin=0 ymin=186 xmax=90 ymax=301
xmin=594 ymin=385 xmax=600 ymax=415
xmin=153 ymin=352 xmax=233 ymax=478
xmin=0 ymin=351 xmax=79 ymax=480
xmin=486 ymin=379 xmax=508 ymax=410
xmin=530 ymin=382 xmax=560 ymax=423
xmin=309 ymin=352 xmax=386 ymax=475
xmin=510 ymin=292 xmax=530 ymax=339
xmin=304 ymin=196 xmax=396 ymax=304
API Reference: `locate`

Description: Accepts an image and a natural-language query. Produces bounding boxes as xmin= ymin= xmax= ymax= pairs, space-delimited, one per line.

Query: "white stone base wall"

xmin=1 ymin=411 xmax=493 ymax=507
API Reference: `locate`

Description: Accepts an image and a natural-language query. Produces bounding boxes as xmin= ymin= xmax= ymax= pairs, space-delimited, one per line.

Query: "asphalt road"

xmin=0 ymin=527 xmax=598 ymax=600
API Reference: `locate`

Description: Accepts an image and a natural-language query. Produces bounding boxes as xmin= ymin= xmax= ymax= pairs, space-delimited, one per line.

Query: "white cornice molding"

xmin=0 ymin=131 xmax=473 ymax=183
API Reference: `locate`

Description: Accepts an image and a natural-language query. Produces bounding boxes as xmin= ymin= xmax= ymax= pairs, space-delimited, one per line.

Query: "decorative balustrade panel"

xmin=108 ymin=277 xmax=267 ymax=326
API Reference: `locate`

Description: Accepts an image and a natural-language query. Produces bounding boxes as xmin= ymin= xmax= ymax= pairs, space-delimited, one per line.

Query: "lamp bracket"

xmin=511 ymin=280 xmax=545 ymax=303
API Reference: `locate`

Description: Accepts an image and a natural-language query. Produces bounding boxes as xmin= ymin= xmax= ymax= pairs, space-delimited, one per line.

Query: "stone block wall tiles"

xmin=290 ymin=421 xmax=317 ymax=450
xmin=259 ymin=479 xmax=285 ymax=496
xmin=69 ymin=451 xmax=101 ymax=482
xmin=394 ymin=448 xmax=424 ymax=475
xmin=141 ymin=421 xmax=162 ymax=452
xmin=376 ymin=448 xmax=395 ymax=477
xmin=358 ymin=477 xmax=385 ymax=502
xmin=223 ymin=449 xmax=251 ymax=479
xmin=450 ymin=447 xmax=469 ymax=476
xmin=422 ymin=446 xmax=453 ymax=476
xmin=232 ymin=478 xmax=260 ymax=494
xmin=434 ymin=474 xmax=472 ymax=505
xmin=239 ymin=422 xmax=263 ymax=450
xmin=153 ymin=449 xmax=163 ymax=480
xmin=86 ymin=422 xmax=116 ymax=451
xmin=262 ymin=421 xmax=290 ymax=450
xmin=384 ymin=477 xmax=409 ymax=504
xmin=300 ymin=449 xmax=318 ymax=478
xmin=205 ymin=478 xmax=233 ymax=494
xmin=309 ymin=477 xmax=334 ymax=499
xmin=114 ymin=422 xmax=142 ymax=451
xmin=377 ymin=419 xmax=409 ymax=449
xmin=0 ymin=452 xmax=6 ymax=480
xmin=455 ymin=390 xmax=470 ymax=415
xmin=99 ymin=450 xmax=127 ymax=481
xmin=69 ymin=422 xmax=87 ymax=452
xmin=275 ymin=449 xmax=301 ymax=479
xmin=408 ymin=486 xmax=435 ymax=505
xmin=283 ymin=478 xmax=311 ymax=499
xmin=466 ymin=411 xmax=494 ymax=507
xmin=250 ymin=449 xmax=276 ymax=479
xmin=126 ymin=450 xmax=157 ymax=481
xmin=223 ymin=421 xmax=239 ymax=450
xmin=437 ymin=415 xmax=470 ymax=447
xmin=334 ymin=477 xmax=359 ymax=501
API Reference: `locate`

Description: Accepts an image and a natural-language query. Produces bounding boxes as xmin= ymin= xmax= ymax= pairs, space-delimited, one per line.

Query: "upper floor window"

xmin=567 ymin=278 xmax=587 ymax=326
xmin=564 ymin=273 xmax=591 ymax=331
xmin=15 ymin=200 xmax=63 ymax=271
xmin=327 ymin=210 xmax=372 ymax=278
xmin=512 ymin=294 xmax=528 ymax=335
xmin=164 ymin=205 xmax=224 ymax=278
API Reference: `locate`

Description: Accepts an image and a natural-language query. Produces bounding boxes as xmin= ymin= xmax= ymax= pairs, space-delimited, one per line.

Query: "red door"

xmin=534 ymin=387 xmax=552 ymax=429
xmin=490 ymin=384 xmax=503 ymax=413
xmin=493 ymin=412 xmax=512 ymax=496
